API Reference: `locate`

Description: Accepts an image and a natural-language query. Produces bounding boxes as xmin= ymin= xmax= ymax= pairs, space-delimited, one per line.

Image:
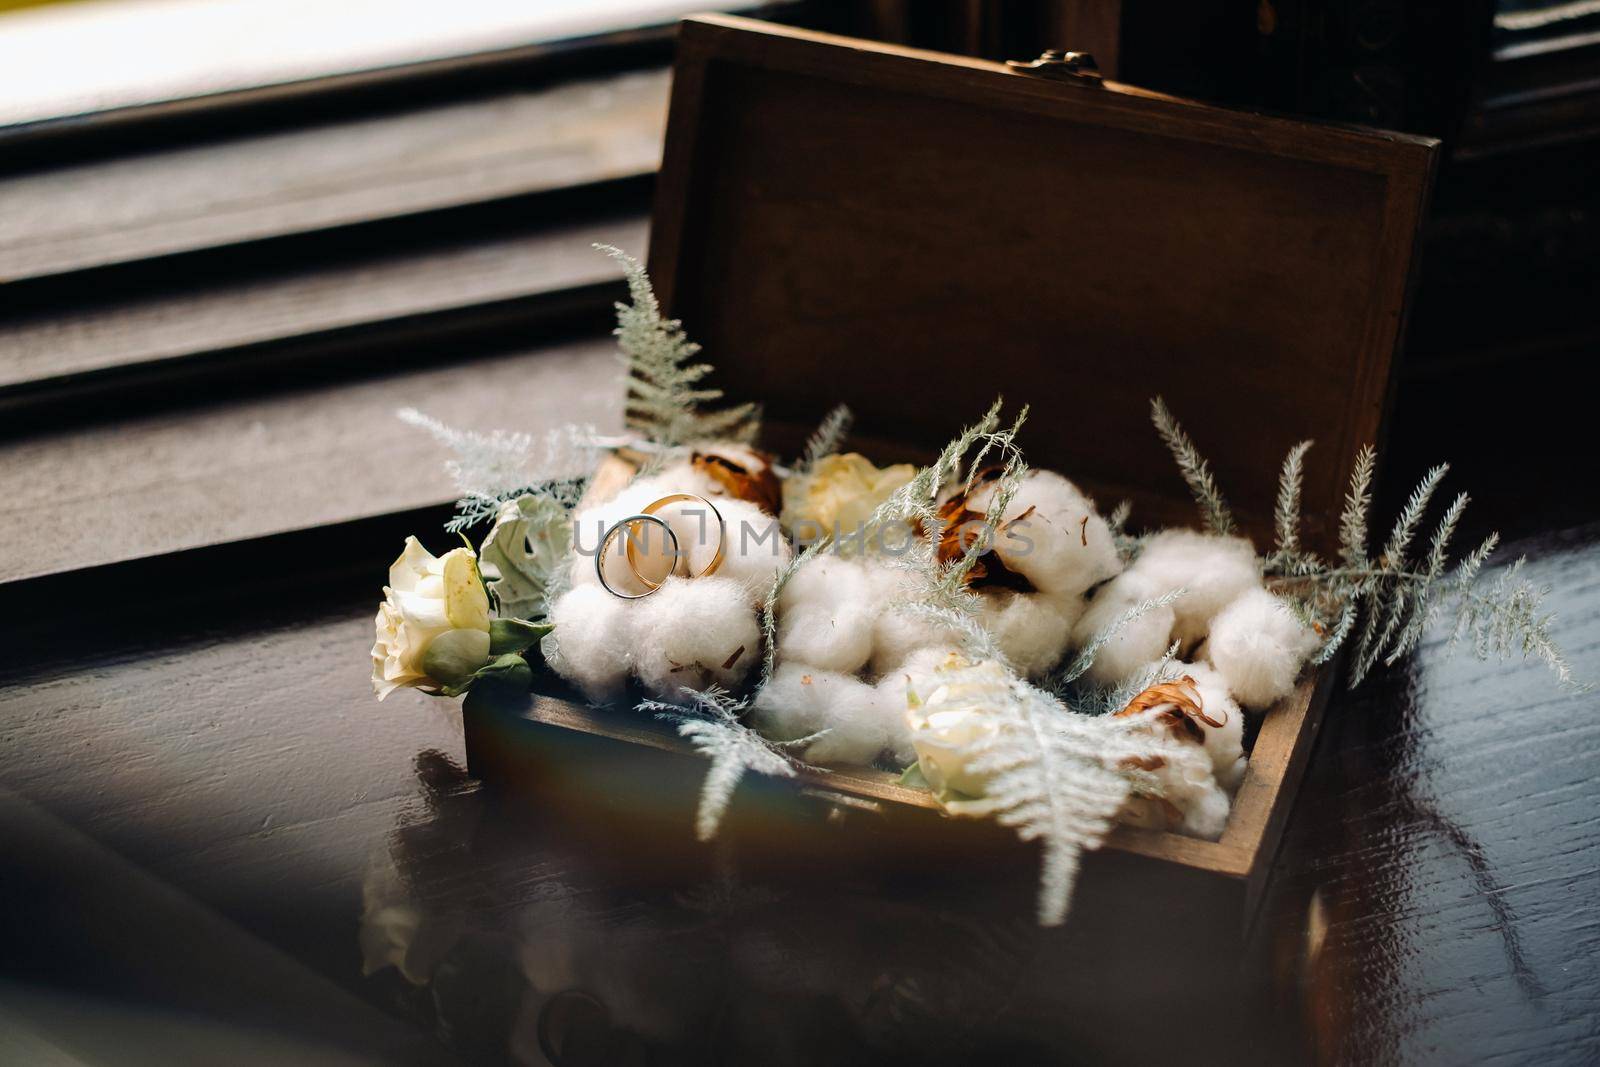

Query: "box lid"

xmin=647 ymin=15 xmax=1438 ymax=544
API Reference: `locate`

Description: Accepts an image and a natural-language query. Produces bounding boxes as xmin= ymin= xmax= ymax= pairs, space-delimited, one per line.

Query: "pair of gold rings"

xmin=595 ymin=493 xmax=727 ymax=599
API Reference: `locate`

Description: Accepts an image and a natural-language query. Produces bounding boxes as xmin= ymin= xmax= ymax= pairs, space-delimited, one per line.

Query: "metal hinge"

xmin=1006 ymin=49 xmax=1103 ymax=85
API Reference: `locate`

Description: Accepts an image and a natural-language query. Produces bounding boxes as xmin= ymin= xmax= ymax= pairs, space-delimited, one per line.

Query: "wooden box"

xmin=463 ymin=14 xmax=1438 ymax=922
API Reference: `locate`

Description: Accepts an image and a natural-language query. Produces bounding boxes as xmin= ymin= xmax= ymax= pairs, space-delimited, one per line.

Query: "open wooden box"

xmin=463 ymin=15 xmax=1438 ymax=923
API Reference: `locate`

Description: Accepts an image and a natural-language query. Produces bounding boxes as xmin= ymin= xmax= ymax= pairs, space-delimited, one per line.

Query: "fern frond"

xmin=598 ymin=244 xmax=759 ymax=447
xmin=931 ymin=668 xmax=1168 ymax=925
xmin=1105 ymin=499 xmax=1144 ymax=562
xmin=1339 ymin=445 xmax=1377 ymax=566
xmin=1381 ymin=463 xmax=1448 ymax=568
xmin=1450 ymin=533 xmax=1499 ymax=594
xmin=1273 ymin=440 xmax=1314 ymax=559
xmin=867 ymin=400 xmax=1029 ymax=665
xmin=1310 ymin=599 xmax=1358 ymax=665
xmin=797 ymin=404 xmax=854 ymax=472
xmin=1423 ymin=493 xmax=1469 ymax=580
xmin=1150 ymin=397 xmax=1235 ymax=536
xmin=1067 ymin=641 xmax=1185 ymax=716
xmin=641 ymin=686 xmax=816 ymax=841
xmin=398 ymin=408 xmax=597 ymax=531
xmin=1052 ymin=588 xmax=1187 ymax=688
xmin=1443 ymin=558 xmax=1586 ymax=690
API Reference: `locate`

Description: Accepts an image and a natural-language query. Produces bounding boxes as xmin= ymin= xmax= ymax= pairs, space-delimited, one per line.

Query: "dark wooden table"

xmin=3 ymin=506 xmax=1596 ymax=1064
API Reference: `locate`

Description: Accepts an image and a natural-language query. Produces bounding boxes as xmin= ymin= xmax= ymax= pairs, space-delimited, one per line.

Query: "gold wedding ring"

xmin=596 ymin=514 xmax=680 ymax=599
xmin=626 ymin=493 xmax=727 ymax=588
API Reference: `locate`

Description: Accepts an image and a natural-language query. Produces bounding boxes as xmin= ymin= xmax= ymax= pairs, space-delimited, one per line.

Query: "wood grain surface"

xmin=0 ymin=213 xmax=647 ymax=392
xmin=0 ymin=68 xmax=666 ymax=282
xmin=0 ymin=336 xmax=620 ymax=584
xmin=3 ymin=527 xmax=1595 ymax=1064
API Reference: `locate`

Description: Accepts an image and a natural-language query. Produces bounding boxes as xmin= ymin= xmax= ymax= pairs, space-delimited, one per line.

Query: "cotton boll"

xmin=750 ymin=663 xmax=892 ymax=766
xmin=630 ymin=577 xmax=761 ymax=700
xmin=1126 ymin=529 xmax=1261 ymax=648
xmin=1206 ymin=587 xmax=1321 ymax=709
xmin=1115 ymin=733 xmax=1232 ymax=841
xmin=978 ymin=589 xmax=1082 ymax=679
xmin=871 ymin=605 xmax=963 ymax=677
xmin=683 ymin=443 xmax=784 ymax=515
xmin=779 ymin=552 xmax=860 ymax=609
xmin=774 ymin=555 xmax=876 ymax=673
xmin=1180 ymin=662 xmax=1246 ymax=792
xmin=1071 ymin=572 xmax=1178 ymax=687
xmin=546 ymin=584 xmax=636 ymax=702
xmin=700 ymin=496 xmax=792 ymax=600
xmin=854 ymin=558 xmax=962 ymax=676
xmin=778 ymin=604 xmax=876 ymax=674
xmin=970 ymin=471 xmax=1123 ymax=599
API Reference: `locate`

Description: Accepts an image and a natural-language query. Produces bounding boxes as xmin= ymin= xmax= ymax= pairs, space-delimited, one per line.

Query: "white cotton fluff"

xmin=1205 ymin=587 xmax=1321 ymax=709
xmin=690 ymin=495 xmax=791 ymax=599
xmin=546 ymin=583 xmax=637 ymax=702
xmin=750 ymin=662 xmax=899 ymax=766
xmin=1071 ymin=571 xmax=1179 ymax=687
xmin=1126 ymin=529 xmax=1261 ymax=649
xmin=967 ymin=470 xmax=1123 ymax=600
xmin=1181 ymin=662 xmax=1247 ymax=792
xmin=775 ymin=555 xmax=877 ymax=674
xmin=629 ymin=576 xmax=761 ymax=700
xmin=978 ymin=589 xmax=1084 ymax=679
xmin=865 ymin=558 xmax=967 ymax=677
xmin=1114 ymin=719 xmax=1233 ymax=842
xmin=1117 ymin=735 xmax=1233 ymax=841
xmin=870 ymin=604 xmax=963 ymax=678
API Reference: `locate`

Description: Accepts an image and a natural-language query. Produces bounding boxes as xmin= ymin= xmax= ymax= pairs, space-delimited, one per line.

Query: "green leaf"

xmin=439 ymin=652 xmax=532 ymax=698
xmin=899 ymin=762 xmax=931 ymax=790
xmin=420 ymin=628 xmax=492 ymax=688
xmin=489 ymin=618 xmax=553 ymax=655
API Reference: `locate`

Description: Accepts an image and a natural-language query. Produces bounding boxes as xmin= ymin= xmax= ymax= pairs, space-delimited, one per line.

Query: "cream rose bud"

xmin=371 ymin=537 xmax=492 ymax=700
xmin=780 ymin=452 xmax=916 ymax=548
xmin=904 ymin=657 xmax=1014 ymax=799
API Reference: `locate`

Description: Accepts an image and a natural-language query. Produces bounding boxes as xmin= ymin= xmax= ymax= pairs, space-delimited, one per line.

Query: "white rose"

xmin=903 ymin=656 xmax=1015 ymax=799
xmin=371 ymin=537 xmax=492 ymax=700
xmin=780 ymin=452 xmax=916 ymax=549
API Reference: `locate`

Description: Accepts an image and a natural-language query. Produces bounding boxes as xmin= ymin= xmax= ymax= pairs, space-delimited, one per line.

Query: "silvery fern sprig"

xmin=599 ymin=245 xmax=760 ymax=448
xmin=1152 ymin=400 xmax=1583 ymax=690
xmin=639 ymin=686 xmax=820 ymax=841
xmin=871 ymin=400 xmax=1030 ymax=666
xmin=1066 ymin=640 xmax=1186 ymax=718
xmin=796 ymin=403 xmax=854 ymax=473
xmin=1106 ymin=499 xmax=1145 ymax=563
xmin=396 ymin=408 xmax=597 ymax=531
xmin=1151 ymin=395 xmax=1237 ymax=537
xmin=1047 ymin=590 xmax=1187 ymax=699
xmin=930 ymin=664 xmax=1170 ymax=925
xmin=874 ymin=402 xmax=1182 ymax=924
